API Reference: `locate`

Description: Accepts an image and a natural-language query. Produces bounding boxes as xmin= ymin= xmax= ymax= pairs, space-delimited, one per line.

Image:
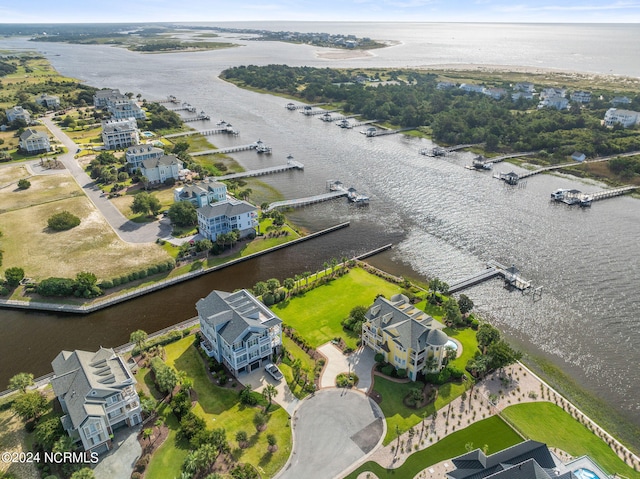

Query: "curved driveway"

xmin=276 ymin=389 xmax=384 ymax=479
xmin=41 ymin=116 xmax=171 ymax=243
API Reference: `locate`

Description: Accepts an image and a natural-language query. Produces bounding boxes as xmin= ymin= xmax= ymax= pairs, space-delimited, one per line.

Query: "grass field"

xmin=272 ymin=267 xmax=404 ymax=349
xmin=502 ymin=402 xmax=640 ymax=479
xmin=152 ymin=336 xmax=292 ymax=479
xmin=344 ymin=416 xmax=522 ymax=479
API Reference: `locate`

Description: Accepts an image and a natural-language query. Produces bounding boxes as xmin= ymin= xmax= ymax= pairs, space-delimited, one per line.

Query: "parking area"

xmin=318 ymin=343 xmax=376 ymax=393
xmin=93 ymin=424 xmax=141 ymax=479
xmin=239 ymin=364 xmax=299 ymax=416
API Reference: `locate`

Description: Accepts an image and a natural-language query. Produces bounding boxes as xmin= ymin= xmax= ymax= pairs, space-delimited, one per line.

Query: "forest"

xmin=221 ymin=65 xmax=640 ymax=162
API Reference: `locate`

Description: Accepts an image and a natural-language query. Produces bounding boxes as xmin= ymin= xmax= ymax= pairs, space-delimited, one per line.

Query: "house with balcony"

xmin=537 ymin=96 xmax=569 ymax=110
xmin=611 ymin=96 xmax=632 ymax=107
xmin=5 ymin=105 xmax=31 ymax=124
xmin=125 ymin=145 xmax=164 ymax=171
xmin=139 ymin=154 xmax=183 ymax=184
xmin=50 ymin=348 xmax=142 ymax=456
xmin=108 ymin=99 xmax=146 ymax=120
xmin=35 ymin=93 xmax=61 ymax=109
xmin=197 ymin=289 xmax=283 ymax=375
xmin=361 ymin=294 xmax=449 ymax=381
xmin=571 ymin=90 xmax=591 ymax=104
xmin=101 ymin=118 xmax=140 ymax=150
xmin=604 ymin=107 xmax=640 ymax=128
xmin=19 ymin=128 xmax=51 ymax=154
xmin=93 ymin=89 xmax=126 ymax=108
xmin=174 ymin=179 xmax=227 ymax=207
xmin=197 ymin=198 xmax=258 ymax=242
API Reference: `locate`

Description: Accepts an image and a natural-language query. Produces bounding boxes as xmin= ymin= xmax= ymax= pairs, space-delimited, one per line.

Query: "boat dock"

xmin=360 ymin=126 xmax=414 ymax=137
xmin=286 ymin=102 xmax=327 ymax=111
xmin=265 ymin=180 xmax=369 ymax=212
xmin=165 ymin=125 xmax=239 ymax=139
xmin=320 ymin=113 xmax=359 ymax=122
xmin=213 ymin=156 xmax=304 ymax=181
xmin=466 ymin=151 xmax=537 ymax=170
xmin=183 ymin=112 xmax=211 ymax=122
xmin=339 ymin=119 xmax=376 ymax=129
xmin=301 ymin=107 xmax=339 ymax=116
xmin=191 ymin=142 xmax=261 ymax=156
xmin=157 ymin=95 xmax=180 ymax=104
xmin=551 ymin=186 xmax=638 ymax=207
xmin=420 ymin=143 xmax=482 ymax=156
xmin=448 ymin=260 xmax=532 ymax=294
xmin=170 ymin=102 xmax=196 ymax=112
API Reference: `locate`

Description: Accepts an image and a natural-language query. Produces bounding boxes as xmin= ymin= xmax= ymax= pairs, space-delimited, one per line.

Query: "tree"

xmin=423 ymin=355 xmax=439 ymax=373
xmin=131 ymin=191 xmax=160 ymax=216
xmin=458 ymin=294 xmax=474 ymax=315
xmin=75 ymin=271 xmax=101 ymax=298
xmin=17 ymin=178 xmax=31 ymax=189
xmin=266 ymin=278 xmax=280 ymax=294
xmin=476 ymin=323 xmax=501 ymax=352
xmin=262 ymin=384 xmax=278 ymax=411
xmin=283 ymin=277 xmax=295 ymax=296
xmin=267 ymin=433 xmax=277 ymax=451
xmin=167 ymin=201 xmax=197 ymax=227
xmin=143 ymin=428 xmax=153 ymax=444
xmin=330 ymin=257 xmax=338 ymax=276
xmin=486 ymin=339 xmax=522 ymax=371
xmin=253 ymin=411 xmax=268 ymax=431
xmin=12 ymin=391 xmax=47 ymax=422
xmin=70 ymin=468 xmax=95 ymax=479
xmin=35 ymin=417 xmax=64 ymax=449
xmin=253 ymin=281 xmax=267 ymax=296
xmin=444 ymin=299 xmax=463 ymax=327
xmin=4 ymin=267 xmax=25 ymax=287
xmin=47 ymin=211 xmax=81 ymax=231
xmin=8 ymin=372 xmax=34 ymax=393
xmin=302 ymin=271 xmax=311 ymax=286
xmin=130 ymin=329 xmax=148 ymax=351
xmin=236 ymin=430 xmax=248 ymax=447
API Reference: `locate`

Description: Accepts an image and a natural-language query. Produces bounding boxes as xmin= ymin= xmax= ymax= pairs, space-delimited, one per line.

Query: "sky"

xmin=1 ymin=0 xmax=640 ymax=23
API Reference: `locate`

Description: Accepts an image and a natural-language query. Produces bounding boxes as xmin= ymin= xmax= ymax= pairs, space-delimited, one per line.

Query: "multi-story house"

xmin=537 ymin=96 xmax=569 ymax=110
xmin=139 ymin=154 xmax=183 ymax=184
xmin=197 ymin=289 xmax=283 ymax=375
xmin=604 ymin=107 xmax=640 ymax=128
xmin=611 ymin=96 xmax=632 ymax=107
xmin=174 ymin=179 xmax=227 ymax=207
xmin=5 ymin=106 xmax=31 ymax=124
xmin=197 ymin=198 xmax=258 ymax=242
xmin=101 ymin=118 xmax=140 ymax=150
xmin=361 ymin=294 xmax=449 ymax=381
xmin=19 ymin=128 xmax=51 ymax=153
xmin=50 ymin=348 xmax=142 ymax=455
xmin=108 ymin=100 xmax=147 ymax=120
xmin=93 ymin=89 xmax=126 ymax=108
xmin=514 ymin=82 xmax=535 ymax=93
xmin=125 ymin=145 xmax=165 ymax=172
xmin=35 ymin=93 xmax=61 ymax=109
xmin=570 ymin=90 xmax=591 ymax=103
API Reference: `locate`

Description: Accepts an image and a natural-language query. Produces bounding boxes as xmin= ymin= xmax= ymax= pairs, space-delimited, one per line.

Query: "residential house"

xmin=436 ymin=81 xmax=456 ymax=90
xmin=93 ymin=89 xmax=126 ymax=108
xmin=19 ymin=128 xmax=51 ymax=153
xmin=514 ymin=82 xmax=535 ymax=93
xmin=538 ymin=96 xmax=569 ymax=110
xmin=571 ymin=151 xmax=586 ymax=162
xmin=197 ymin=289 xmax=283 ymax=375
xmin=604 ymin=107 xmax=640 ymax=128
xmin=101 ymin=118 xmax=140 ymax=150
xmin=459 ymin=83 xmax=486 ymax=94
xmin=50 ymin=348 xmax=142 ymax=455
xmin=571 ymin=90 xmax=591 ymax=103
xmin=35 ymin=93 xmax=61 ymax=109
xmin=174 ymin=179 xmax=227 ymax=207
xmin=361 ymin=294 xmax=449 ymax=381
xmin=125 ymin=145 xmax=165 ymax=171
xmin=5 ymin=106 xmax=31 ymax=124
xmin=484 ymin=87 xmax=507 ymax=100
xmin=511 ymin=90 xmax=534 ymax=101
xmin=139 ymin=154 xmax=183 ymax=184
xmin=108 ymin=100 xmax=146 ymax=120
xmin=197 ymin=198 xmax=258 ymax=242
xmin=611 ymin=96 xmax=632 ymax=106
xmin=540 ymin=87 xmax=566 ymax=99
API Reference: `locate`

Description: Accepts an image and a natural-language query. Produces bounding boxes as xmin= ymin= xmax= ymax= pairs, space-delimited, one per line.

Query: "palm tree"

xmin=142 ymin=428 xmax=153 ymax=445
xmin=302 ymin=271 xmax=311 ymax=287
xmin=423 ymin=355 xmax=439 ymax=373
xmin=262 ymin=384 xmax=278 ymax=411
xmin=330 ymin=258 xmax=338 ymax=276
xmin=341 ymin=256 xmax=349 ymax=272
xmin=283 ymin=278 xmax=295 ymax=297
xmin=323 ymin=261 xmax=329 ymax=277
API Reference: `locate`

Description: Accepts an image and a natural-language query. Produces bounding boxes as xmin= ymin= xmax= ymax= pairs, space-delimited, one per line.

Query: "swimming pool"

xmin=142 ymin=131 xmax=154 ymax=137
xmin=445 ymin=339 xmax=458 ymax=351
xmin=573 ymin=468 xmax=601 ymax=479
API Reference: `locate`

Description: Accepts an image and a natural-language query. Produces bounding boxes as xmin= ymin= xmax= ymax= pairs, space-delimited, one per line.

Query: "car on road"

xmin=265 ymin=363 xmax=283 ymax=381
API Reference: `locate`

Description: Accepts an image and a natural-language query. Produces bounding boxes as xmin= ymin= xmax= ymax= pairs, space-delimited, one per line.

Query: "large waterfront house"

xmin=19 ymin=128 xmax=51 ymax=154
xmin=93 ymin=89 xmax=126 ymax=108
xmin=361 ymin=294 xmax=449 ymax=381
xmin=101 ymin=118 xmax=140 ymax=150
xmin=197 ymin=289 xmax=283 ymax=375
xmin=174 ymin=179 xmax=227 ymax=207
xmin=570 ymin=90 xmax=591 ymax=104
xmin=538 ymin=95 xmax=569 ymax=110
xmin=125 ymin=145 xmax=164 ymax=171
xmin=139 ymin=154 xmax=183 ymax=184
xmin=447 ymin=440 xmax=610 ymax=479
xmin=50 ymin=348 xmax=142 ymax=455
xmin=108 ymin=100 xmax=146 ymax=120
xmin=604 ymin=107 xmax=640 ymax=128
xmin=35 ymin=93 xmax=61 ymax=109
xmin=5 ymin=105 xmax=31 ymax=124
xmin=197 ymin=198 xmax=258 ymax=242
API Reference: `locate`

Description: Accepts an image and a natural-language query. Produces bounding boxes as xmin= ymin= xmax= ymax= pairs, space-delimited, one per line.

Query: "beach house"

xmin=19 ymin=128 xmax=51 ymax=154
xmin=197 ymin=198 xmax=258 ymax=242
xmin=174 ymin=179 xmax=227 ymax=207
xmin=139 ymin=154 xmax=183 ymax=184
xmin=101 ymin=118 xmax=140 ymax=150
xmin=604 ymin=108 xmax=640 ymax=128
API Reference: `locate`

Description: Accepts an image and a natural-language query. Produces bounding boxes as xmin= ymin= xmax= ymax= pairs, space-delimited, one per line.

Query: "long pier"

xmin=302 ymin=108 xmax=339 ymax=116
xmin=286 ymin=102 xmax=327 ymax=111
xmin=361 ymin=126 xmax=414 ymax=137
xmin=191 ymin=143 xmax=260 ymax=156
xmin=469 ymin=151 xmax=537 ymax=169
xmin=448 ymin=260 xmax=532 ymax=294
xmin=319 ymin=113 xmax=359 ymax=122
xmin=165 ymin=126 xmax=239 ymax=139
xmin=420 ymin=142 xmax=483 ymax=156
xmin=265 ymin=190 xmax=347 ymax=212
xmin=213 ymin=159 xmax=304 ymax=181
xmin=340 ymin=119 xmax=376 ymax=129
xmin=183 ymin=113 xmax=211 ymax=122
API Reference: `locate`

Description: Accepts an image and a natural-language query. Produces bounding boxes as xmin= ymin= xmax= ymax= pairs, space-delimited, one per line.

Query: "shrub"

xmin=17 ymin=178 xmax=31 ymax=189
xmin=4 ymin=266 xmax=25 ymax=287
xmin=262 ymin=292 xmax=275 ymax=306
xmin=147 ymin=265 xmax=158 ymax=275
xmin=47 ymin=211 xmax=81 ymax=231
xmin=99 ymin=280 xmax=113 ymax=289
xmin=397 ymin=368 xmax=407 ymax=379
xmin=36 ymin=277 xmax=76 ymax=297
xmin=128 ymin=271 xmax=139 ymax=282
xmin=111 ymin=277 xmax=121 ymax=287
xmin=381 ymin=364 xmax=395 ymax=376
xmin=374 ymin=353 xmax=385 ymax=363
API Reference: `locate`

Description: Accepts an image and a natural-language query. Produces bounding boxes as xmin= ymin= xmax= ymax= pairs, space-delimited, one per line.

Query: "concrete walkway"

xmin=318 ymin=343 xmax=376 ymax=393
xmin=239 ymin=366 xmax=300 ymax=416
xmin=40 ymin=115 xmax=171 ymax=243
xmin=93 ymin=425 xmax=142 ymax=479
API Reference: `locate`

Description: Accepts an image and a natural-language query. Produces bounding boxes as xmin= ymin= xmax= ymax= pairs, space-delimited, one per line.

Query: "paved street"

xmin=40 ymin=116 xmax=171 ymax=243
xmin=318 ymin=343 xmax=376 ymax=393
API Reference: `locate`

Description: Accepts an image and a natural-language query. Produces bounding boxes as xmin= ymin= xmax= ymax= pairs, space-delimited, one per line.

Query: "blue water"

xmin=573 ymin=468 xmax=601 ymax=479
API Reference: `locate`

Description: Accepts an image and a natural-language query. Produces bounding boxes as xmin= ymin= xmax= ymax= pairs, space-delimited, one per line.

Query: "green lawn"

xmin=445 ymin=327 xmax=480 ymax=370
xmin=154 ymin=335 xmax=292 ymax=478
xmin=502 ymin=402 xmax=640 ymax=479
xmin=144 ymin=408 xmax=189 ymax=479
xmin=273 ymin=268 xmax=404 ymax=349
xmin=373 ymin=376 xmax=470 ymax=445
xmin=279 ymin=336 xmax=317 ymax=399
xmin=344 ymin=416 xmax=522 ymax=479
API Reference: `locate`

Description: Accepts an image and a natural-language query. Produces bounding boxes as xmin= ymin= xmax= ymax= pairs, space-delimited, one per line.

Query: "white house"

xmin=174 ymin=179 xmax=227 ymax=207
xmin=459 ymin=83 xmax=486 ymax=94
xmin=540 ymin=87 xmax=566 ymax=99
xmin=5 ymin=106 xmax=31 ymax=124
xmin=571 ymin=90 xmax=591 ymax=103
xmin=197 ymin=198 xmax=258 ymax=242
xmin=611 ymin=96 xmax=632 ymax=107
xmin=19 ymin=128 xmax=51 ymax=153
xmin=604 ymin=108 xmax=640 ymax=128
xmin=571 ymin=152 xmax=586 ymax=162
xmin=101 ymin=118 xmax=140 ymax=150
xmin=35 ymin=93 xmax=61 ymax=109
xmin=140 ymin=154 xmax=183 ymax=184
xmin=125 ymin=145 xmax=164 ymax=171
xmin=538 ymin=96 xmax=569 ymax=110
xmin=361 ymin=294 xmax=449 ymax=381
xmin=51 ymin=348 xmax=142 ymax=455
xmin=108 ymin=100 xmax=146 ymax=120
xmin=93 ymin=89 xmax=126 ymax=108
xmin=197 ymin=289 xmax=283 ymax=375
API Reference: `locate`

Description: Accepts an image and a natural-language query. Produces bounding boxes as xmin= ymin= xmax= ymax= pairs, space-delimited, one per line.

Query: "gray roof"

xmin=198 ymin=199 xmax=256 ymax=219
xmin=51 ymin=348 xmax=135 ymax=429
xmin=141 ymin=154 xmax=182 ymax=169
xmin=126 ymin=145 xmax=163 ymax=156
xmin=365 ymin=294 xmax=445 ymax=351
xmin=102 ymin=118 xmax=137 ymax=134
xmin=197 ymin=289 xmax=282 ymax=345
xmin=20 ymin=128 xmax=47 ymax=141
xmin=178 ymin=180 xmax=225 ymax=199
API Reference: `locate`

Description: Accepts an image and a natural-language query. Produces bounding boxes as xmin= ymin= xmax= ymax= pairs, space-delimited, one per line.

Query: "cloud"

xmin=494 ymin=1 xmax=640 ymax=14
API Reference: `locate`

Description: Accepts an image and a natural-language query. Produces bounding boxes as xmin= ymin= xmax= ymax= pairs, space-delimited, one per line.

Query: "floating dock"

xmin=550 ymin=186 xmax=638 ymax=207
xmin=448 ymin=260 xmax=532 ymax=294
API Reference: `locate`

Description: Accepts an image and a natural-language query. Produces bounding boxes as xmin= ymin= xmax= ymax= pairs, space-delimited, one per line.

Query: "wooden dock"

xmin=191 ymin=143 xmax=258 ymax=156
xmin=448 ymin=260 xmax=532 ymax=294
xmin=265 ymin=179 xmax=369 ymax=212
xmin=286 ymin=102 xmax=327 ymax=111
xmin=183 ymin=113 xmax=211 ymax=122
xmin=301 ymin=108 xmax=339 ymax=116
xmin=468 ymin=151 xmax=537 ymax=170
xmin=165 ymin=125 xmax=239 ymax=139
xmin=420 ymin=143 xmax=482 ymax=156
xmin=213 ymin=159 xmax=304 ymax=181
xmin=360 ymin=126 xmax=414 ymax=137
xmin=341 ymin=119 xmax=376 ymax=129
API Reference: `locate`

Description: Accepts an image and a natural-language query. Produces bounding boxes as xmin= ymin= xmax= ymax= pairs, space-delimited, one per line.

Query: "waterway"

xmin=1 ymin=24 xmax=639 ymax=434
